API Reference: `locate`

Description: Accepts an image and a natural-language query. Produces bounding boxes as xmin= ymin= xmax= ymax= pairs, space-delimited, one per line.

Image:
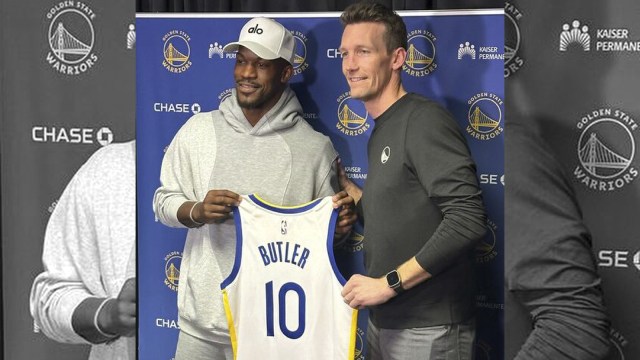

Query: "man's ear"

xmin=391 ymin=47 xmax=407 ymax=71
xmin=281 ymin=64 xmax=293 ymax=83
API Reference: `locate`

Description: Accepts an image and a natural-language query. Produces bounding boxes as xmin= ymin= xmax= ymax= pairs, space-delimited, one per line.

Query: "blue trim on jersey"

xmin=221 ymin=204 xmax=243 ymax=289
xmin=326 ymin=207 xmax=348 ymax=285
xmin=249 ymin=194 xmax=323 ymax=214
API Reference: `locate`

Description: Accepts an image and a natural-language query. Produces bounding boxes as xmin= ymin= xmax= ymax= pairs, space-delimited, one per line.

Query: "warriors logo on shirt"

xmin=162 ymin=30 xmax=192 ymax=73
xmin=574 ymin=108 xmax=638 ymax=191
xmin=336 ymin=92 xmax=371 ymax=137
xmin=466 ymin=92 xmax=504 ymax=141
xmin=291 ymin=30 xmax=310 ymax=76
xmin=164 ymin=251 xmax=182 ymax=291
xmin=403 ymin=29 xmax=437 ymax=77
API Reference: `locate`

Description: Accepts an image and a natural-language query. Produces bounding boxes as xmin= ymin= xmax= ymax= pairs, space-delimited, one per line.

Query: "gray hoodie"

xmin=153 ymin=87 xmax=338 ymax=344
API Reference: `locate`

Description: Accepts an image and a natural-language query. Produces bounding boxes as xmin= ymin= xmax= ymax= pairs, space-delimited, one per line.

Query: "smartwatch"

xmin=385 ymin=269 xmax=404 ymax=294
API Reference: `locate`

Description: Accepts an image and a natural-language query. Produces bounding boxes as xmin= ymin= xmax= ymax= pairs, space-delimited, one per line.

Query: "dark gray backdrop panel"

xmin=1 ymin=0 xmax=135 ymax=358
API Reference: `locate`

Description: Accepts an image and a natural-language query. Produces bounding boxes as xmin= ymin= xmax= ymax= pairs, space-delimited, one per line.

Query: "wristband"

xmin=189 ymin=201 xmax=204 ymax=227
xmin=94 ymin=298 xmax=119 ymax=340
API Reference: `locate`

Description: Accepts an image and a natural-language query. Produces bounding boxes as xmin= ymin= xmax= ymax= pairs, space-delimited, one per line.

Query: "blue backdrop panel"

xmin=137 ymin=10 xmax=503 ymax=360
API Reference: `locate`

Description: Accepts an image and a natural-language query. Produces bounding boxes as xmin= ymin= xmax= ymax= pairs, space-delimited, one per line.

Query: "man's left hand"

xmin=341 ymin=274 xmax=395 ymax=309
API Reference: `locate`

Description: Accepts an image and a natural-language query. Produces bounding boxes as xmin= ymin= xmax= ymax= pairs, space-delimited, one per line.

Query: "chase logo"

xmin=466 ymin=92 xmax=504 ymax=141
xmin=403 ymin=29 xmax=437 ymax=77
xmin=164 ymin=251 xmax=182 ymax=291
xmin=153 ymin=102 xmax=201 ymax=114
xmin=574 ymin=108 xmax=638 ymax=191
xmin=336 ymin=92 xmax=371 ymax=137
xmin=45 ymin=2 xmax=98 ymax=75
xmin=32 ymin=126 xmax=113 ymax=146
xmin=560 ymin=20 xmax=591 ymax=52
xmin=505 ymin=2 xmax=524 ymax=78
xmin=291 ymin=30 xmax=309 ymax=76
xmin=476 ymin=219 xmax=498 ymax=264
xmin=162 ymin=30 xmax=192 ymax=73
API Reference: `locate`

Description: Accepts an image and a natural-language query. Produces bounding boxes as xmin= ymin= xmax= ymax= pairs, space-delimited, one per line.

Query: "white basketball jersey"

xmin=221 ymin=194 xmax=358 ymax=360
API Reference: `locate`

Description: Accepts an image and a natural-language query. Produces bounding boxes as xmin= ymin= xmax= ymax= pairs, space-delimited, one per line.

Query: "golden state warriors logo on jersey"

xmin=162 ymin=30 xmax=192 ymax=73
xmin=336 ymin=92 xmax=371 ymax=137
xmin=403 ymin=29 xmax=437 ymax=77
xmin=45 ymin=2 xmax=98 ymax=75
xmin=476 ymin=219 xmax=498 ymax=264
xmin=291 ymin=30 xmax=309 ymax=76
xmin=574 ymin=108 xmax=638 ymax=191
xmin=466 ymin=92 xmax=504 ymax=141
xmin=164 ymin=251 xmax=182 ymax=291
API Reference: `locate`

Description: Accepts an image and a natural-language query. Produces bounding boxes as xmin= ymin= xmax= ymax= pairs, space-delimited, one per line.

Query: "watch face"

xmin=386 ymin=270 xmax=400 ymax=287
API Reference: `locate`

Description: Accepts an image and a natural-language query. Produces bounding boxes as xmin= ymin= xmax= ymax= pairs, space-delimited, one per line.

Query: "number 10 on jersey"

xmin=265 ymin=281 xmax=306 ymax=339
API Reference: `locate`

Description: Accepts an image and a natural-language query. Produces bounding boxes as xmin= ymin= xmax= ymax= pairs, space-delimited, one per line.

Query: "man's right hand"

xmin=97 ymin=277 xmax=136 ymax=337
xmin=191 ymin=189 xmax=241 ymax=224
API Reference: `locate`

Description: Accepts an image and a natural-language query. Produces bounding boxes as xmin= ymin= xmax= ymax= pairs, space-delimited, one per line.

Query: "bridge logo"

xmin=45 ymin=3 xmax=98 ymax=75
xmin=164 ymin=251 xmax=182 ymax=291
xmin=505 ymin=2 xmax=524 ymax=78
xmin=466 ymin=92 xmax=504 ymax=141
xmin=559 ymin=20 xmax=591 ymax=52
xmin=575 ymin=109 xmax=638 ymax=191
xmin=292 ymin=30 xmax=309 ymax=76
xmin=162 ymin=30 xmax=192 ymax=73
xmin=336 ymin=92 xmax=371 ymax=137
xmin=476 ymin=218 xmax=498 ymax=264
xmin=403 ymin=29 xmax=437 ymax=77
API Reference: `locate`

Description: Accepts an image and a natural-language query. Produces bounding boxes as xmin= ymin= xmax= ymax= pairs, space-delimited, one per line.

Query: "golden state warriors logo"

xmin=609 ymin=328 xmax=629 ymax=360
xmin=218 ymin=88 xmax=233 ymax=105
xmin=291 ymin=30 xmax=309 ymax=76
xmin=476 ymin=219 xmax=498 ymax=264
xmin=162 ymin=30 xmax=192 ymax=73
xmin=474 ymin=339 xmax=492 ymax=360
xmin=45 ymin=2 xmax=98 ymax=75
xmin=336 ymin=92 xmax=371 ymax=136
xmin=344 ymin=231 xmax=364 ymax=253
xmin=164 ymin=251 xmax=182 ymax=291
xmin=354 ymin=327 xmax=365 ymax=360
xmin=505 ymin=2 xmax=524 ymax=78
xmin=403 ymin=29 xmax=437 ymax=77
xmin=575 ymin=108 xmax=638 ymax=191
xmin=466 ymin=92 xmax=504 ymax=141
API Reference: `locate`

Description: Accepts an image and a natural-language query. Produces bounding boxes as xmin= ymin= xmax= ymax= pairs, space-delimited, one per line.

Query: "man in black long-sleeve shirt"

xmin=505 ymin=122 xmax=610 ymax=359
xmin=337 ymin=2 xmax=486 ymax=359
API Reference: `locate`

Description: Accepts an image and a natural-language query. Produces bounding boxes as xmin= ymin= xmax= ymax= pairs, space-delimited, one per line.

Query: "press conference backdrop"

xmin=505 ymin=1 xmax=639 ymax=358
xmin=0 ymin=0 xmax=136 ymax=359
xmin=137 ymin=10 xmax=504 ymax=360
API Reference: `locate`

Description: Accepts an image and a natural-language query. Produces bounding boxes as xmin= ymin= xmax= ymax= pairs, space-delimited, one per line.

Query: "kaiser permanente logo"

xmin=291 ymin=30 xmax=310 ymax=76
xmin=403 ymin=29 xmax=437 ymax=77
xmin=457 ymin=42 xmax=503 ymax=60
xmin=560 ymin=19 xmax=640 ymax=53
xmin=336 ymin=92 xmax=371 ymax=136
xmin=163 ymin=30 xmax=192 ymax=73
xmin=574 ymin=108 xmax=638 ymax=191
xmin=466 ymin=92 xmax=504 ymax=141
xmin=505 ymin=1 xmax=524 ymax=78
xmin=45 ymin=1 xmax=98 ymax=75
xmin=164 ymin=251 xmax=182 ymax=291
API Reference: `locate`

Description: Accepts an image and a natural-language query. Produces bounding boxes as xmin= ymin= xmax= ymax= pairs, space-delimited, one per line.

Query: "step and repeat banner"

xmin=1 ymin=0 xmax=135 ymax=359
xmin=505 ymin=1 xmax=640 ymax=359
xmin=137 ymin=10 xmax=504 ymax=360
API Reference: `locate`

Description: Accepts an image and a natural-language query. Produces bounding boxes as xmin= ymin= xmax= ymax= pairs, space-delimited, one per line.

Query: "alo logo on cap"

xmin=248 ymin=24 xmax=263 ymax=34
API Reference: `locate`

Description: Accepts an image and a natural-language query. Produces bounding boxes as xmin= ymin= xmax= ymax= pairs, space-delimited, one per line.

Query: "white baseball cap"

xmin=223 ymin=17 xmax=295 ymax=65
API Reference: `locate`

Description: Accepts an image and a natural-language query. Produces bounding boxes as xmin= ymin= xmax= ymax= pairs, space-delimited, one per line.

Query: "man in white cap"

xmin=153 ymin=17 xmax=356 ymax=360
